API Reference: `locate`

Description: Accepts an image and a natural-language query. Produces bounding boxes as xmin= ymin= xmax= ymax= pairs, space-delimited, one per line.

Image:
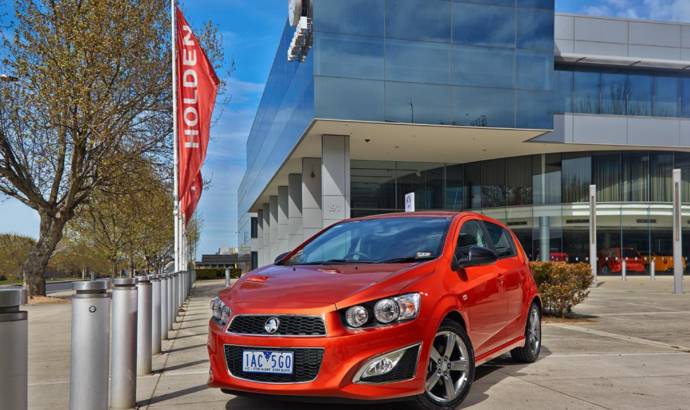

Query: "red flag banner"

xmin=181 ymin=172 xmax=203 ymax=223
xmin=176 ymin=6 xmax=219 ymax=224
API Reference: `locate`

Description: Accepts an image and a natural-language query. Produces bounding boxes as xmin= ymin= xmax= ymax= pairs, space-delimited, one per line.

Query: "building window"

xmin=481 ymin=159 xmax=506 ymax=208
xmin=622 ymin=152 xmax=649 ymax=202
xmin=592 ymin=153 xmax=621 ymax=202
xmin=506 ymin=156 xmax=532 ymax=206
xmin=250 ymin=217 xmax=258 ymax=239
xmin=562 ymin=153 xmax=591 ymax=203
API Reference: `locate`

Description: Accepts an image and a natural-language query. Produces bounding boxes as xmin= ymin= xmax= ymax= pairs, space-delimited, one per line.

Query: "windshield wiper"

xmin=376 ymin=256 xmax=435 ymax=264
xmin=294 ymin=259 xmax=378 ymax=265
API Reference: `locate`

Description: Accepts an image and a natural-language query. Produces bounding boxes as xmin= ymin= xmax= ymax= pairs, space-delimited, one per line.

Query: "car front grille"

xmin=228 ymin=315 xmax=326 ymax=336
xmin=224 ymin=345 xmax=324 ymax=383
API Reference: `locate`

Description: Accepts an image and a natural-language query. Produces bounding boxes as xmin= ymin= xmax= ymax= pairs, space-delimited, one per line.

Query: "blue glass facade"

xmin=313 ymin=0 xmax=555 ymax=129
xmin=554 ymin=65 xmax=690 ymax=117
xmin=238 ymin=21 xmax=315 ymax=234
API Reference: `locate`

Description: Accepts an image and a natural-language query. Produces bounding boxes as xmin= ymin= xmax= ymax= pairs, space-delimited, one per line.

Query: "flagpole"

xmin=172 ymin=0 xmax=180 ymax=273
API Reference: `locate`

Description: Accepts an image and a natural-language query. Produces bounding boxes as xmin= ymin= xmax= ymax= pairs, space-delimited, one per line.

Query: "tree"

xmin=0 ymin=234 xmax=35 ymax=279
xmin=0 ymin=0 xmax=172 ymax=296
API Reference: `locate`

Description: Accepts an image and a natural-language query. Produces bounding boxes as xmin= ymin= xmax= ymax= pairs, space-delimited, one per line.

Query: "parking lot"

xmin=26 ymin=277 xmax=690 ymax=409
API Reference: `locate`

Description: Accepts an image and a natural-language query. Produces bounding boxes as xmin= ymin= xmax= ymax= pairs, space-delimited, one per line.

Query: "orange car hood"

xmin=223 ymin=263 xmax=417 ymax=313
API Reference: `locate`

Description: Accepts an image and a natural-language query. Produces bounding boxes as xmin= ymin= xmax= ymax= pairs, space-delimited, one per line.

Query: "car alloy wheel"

xmin=511 ymin=302 xmax=542 ymax=363
xmin=425 ymin=329 xmax=471 ymax=404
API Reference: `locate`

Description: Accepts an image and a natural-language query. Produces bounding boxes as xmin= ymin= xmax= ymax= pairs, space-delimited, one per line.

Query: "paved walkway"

xmin=25 ymin=277 xmax=690 ymax=409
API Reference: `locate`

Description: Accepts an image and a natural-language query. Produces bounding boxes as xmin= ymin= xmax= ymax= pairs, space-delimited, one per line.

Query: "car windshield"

xmin=283 ymin=217 xmax=451 ymax=265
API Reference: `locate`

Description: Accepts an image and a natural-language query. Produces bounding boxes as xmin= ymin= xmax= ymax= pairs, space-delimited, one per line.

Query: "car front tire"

xmin=413 ymin=320 xmax=475 ymax=410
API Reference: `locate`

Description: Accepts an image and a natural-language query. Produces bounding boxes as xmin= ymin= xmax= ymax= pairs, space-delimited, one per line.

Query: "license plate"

xmin=242 ymin=350 xmax=294 ymax=374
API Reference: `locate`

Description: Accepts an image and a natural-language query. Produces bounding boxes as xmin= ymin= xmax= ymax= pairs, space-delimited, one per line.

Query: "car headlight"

xmin=210 ymin=297 xmax=232 ymax=328
xmin=374 ymin=298 xmax=400 ymax=324
xmin=345 ymin=305 xmax=369 ymax=328
xmin=342 ymin=293 xmax=421 ymax=329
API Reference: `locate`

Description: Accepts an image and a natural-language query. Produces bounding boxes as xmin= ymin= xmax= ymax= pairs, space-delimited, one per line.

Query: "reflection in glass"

xmin=675 ymin=152 xmax=690 ymax=203
xmin=314 ymin=34 xmax=384 ymax=80
xmin=627 ymin=73 xmax=653 ymax=116
xmin=682 ymin=78 xmax=690 ymax=117
xmin=654 ymin=75 xmax=679 ymax=117
xmin=553 ymin=69 xmax=573 ymax=113
xmin=351 ymin=161 xmax=396 ymax=211
xmin=517 ymin=90 xmax=553 ymax=129
xmin=481 ymin=159 xmax=506 ymax=208
xmin=315 ymin=76 xmax=384 ymax=121
xmin=517 ymin=51 xmax=553 ymax=91
xmin=464 ymin=163 xmax=481 ymax=209
xmin=601 ymin=71 xmax=627 ymax=115
xmin=592 ymin=153 xmax=621 ymax=202
xmin=386 ymin=0 xmax=451 ymax=43
xmin=452 ymin=3 xmax=515 ymax=48
xmin=452 ymin=46 xmax=514 ymax=89
xmin=385 ymin=82 xmax=452 ymax=124
xmin=517 ymin=8 xmax=554 ymax=51
xmin=386 ymin=40 xmax=450 ymax=84
xmin=622 ymin=152 xmax=649 ymax=202
xmin=397 ymin=163 xmax=444 ymax=210
xmin=573 ymin=70 xmax=600 ymax=114
xmin=313 ymin=0 xmax=385 ymax=37
xmin=650 ymin=153 xmax=672 ymax=202
xmin=562 ymin=153 xmax=591 ymax=203
xmin=452 ymin=86 xmax=515 ymax=127
xmin=506 ymin=156 xmax=533 ymax=206
xmin=445 ymin=164 xmax=464 ymax=210
xmin=545 ymin=154 xmax=562 ymax=204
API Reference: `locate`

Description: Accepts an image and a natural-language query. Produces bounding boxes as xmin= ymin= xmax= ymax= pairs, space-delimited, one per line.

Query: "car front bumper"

xmin=207 ymin=319 xmax=428 ymax=401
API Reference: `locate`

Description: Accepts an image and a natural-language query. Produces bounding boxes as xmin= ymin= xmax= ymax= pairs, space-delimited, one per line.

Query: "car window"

xmin=484 ymin=222 xmax=516 ymax=258
xmin=455 ymin=220 xmax=490 ymax=261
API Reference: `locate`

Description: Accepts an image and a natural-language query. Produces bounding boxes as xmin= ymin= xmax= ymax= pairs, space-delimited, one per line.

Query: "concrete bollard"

xmin=151 ymin=274 xmax=162 ymax=355
xmin=225 ymin=268 xmax=231 ymax=288
xmin=650 ymin=259 xmax=656 ymax=281
xmin=109 ymin=278 xmax=137 ymax=410
xmin=70 ymin=281 xmax=110 ymax=410
xmin=0 ymin=288 xmax=28 ymax=410
xmin=136 ymin=275 xmax=152 ymax=376
xmin=160 ymin=273 xmax=168 ymax=340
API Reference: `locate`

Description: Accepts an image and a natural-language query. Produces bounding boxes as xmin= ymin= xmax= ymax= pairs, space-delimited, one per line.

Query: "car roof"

xmin=349 ymin=211 xmax=487 ymax=221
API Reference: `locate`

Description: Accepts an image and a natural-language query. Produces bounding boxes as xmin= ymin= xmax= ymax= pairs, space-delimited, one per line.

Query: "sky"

xmin=0 ymin=0 xmax=689 ymax=258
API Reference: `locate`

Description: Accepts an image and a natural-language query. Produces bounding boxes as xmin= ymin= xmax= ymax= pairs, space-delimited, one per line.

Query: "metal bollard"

xmin=172 ymin=272 xmax=179 ymax=322
xmin=225 ymin=268 xmax=231 ymax=288
xmin=70 ymin=281 xmax=110 ymax=410
xmin=0 ymin=288 xmax=28 ymax=410
xmin=622 ymin=259 xmax=627 ymax=280
xmin=136 ymin=275 xmax=152 ymax=375
xmin=160 ymin=273 xmax=168 ymax=340
xmin=168 ymin=272 xmax=175 ymax=330
xmin=109 ymin=278 xmax=137 ymax=410
xmin=177 ymin=271 xmax=183 ymax=308
xmin=650 ymin=259 xmax=656 ymax=281
xmin=151 ymin=274 xmax=162 ymax=354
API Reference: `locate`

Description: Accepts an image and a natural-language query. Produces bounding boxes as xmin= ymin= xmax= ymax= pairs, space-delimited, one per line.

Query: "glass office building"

xmin=238 ymin=0 xmax=690 ymax=274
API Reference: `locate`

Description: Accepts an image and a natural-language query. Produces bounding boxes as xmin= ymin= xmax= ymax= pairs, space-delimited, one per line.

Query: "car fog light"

xmin=374 ymin=298 xmax=400 ymax=324
xmin=345 ymin=305 xmax=369 ymax=328
xmin=360 ymin=350 xmax=405 ymax=379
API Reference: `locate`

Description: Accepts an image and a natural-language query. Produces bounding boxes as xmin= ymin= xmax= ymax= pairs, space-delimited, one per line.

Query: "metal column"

xmin=136 ymin=276 xmax=152 ymax=375
xmin=70 ymin=281 xmax=110 ymax=410
xmin=109 ymin=278 xmax=137 ymax=410
xmin=160 ymin=273 xmax=168 ymax=340
xmin=673 ymin=168 xmax=684 ymax=295
xmin=225 ymin=268 xmax=231 ymax=288
xmin=0 ymin=288 xmax=28 ymax=410
xmin=151 ymin=274 xmax=161 ymax=354
xmin=589 ymin=184 xmax=597 ymax=284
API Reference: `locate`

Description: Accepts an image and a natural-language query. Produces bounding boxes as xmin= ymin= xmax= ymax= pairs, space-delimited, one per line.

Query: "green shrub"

xmin=529 ymin=262 xmax=593 ymax=318
xmin=195 ymin=268 xmax=242 ymax=280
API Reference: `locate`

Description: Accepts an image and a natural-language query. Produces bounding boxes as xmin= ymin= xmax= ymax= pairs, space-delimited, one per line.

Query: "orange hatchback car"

xmin=208 ymin=212 xmax=542 ymax=409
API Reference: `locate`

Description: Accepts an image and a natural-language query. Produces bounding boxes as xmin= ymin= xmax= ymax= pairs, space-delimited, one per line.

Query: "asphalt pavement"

xmin=24 ymin=276 xmax=690 ymax=410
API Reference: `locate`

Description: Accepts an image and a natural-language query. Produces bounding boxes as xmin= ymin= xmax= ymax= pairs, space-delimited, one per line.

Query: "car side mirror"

xmin=274 ymin=252 xmax=290 ymax=264
xmin=452 ymin=246 xmax=498 ymax=271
